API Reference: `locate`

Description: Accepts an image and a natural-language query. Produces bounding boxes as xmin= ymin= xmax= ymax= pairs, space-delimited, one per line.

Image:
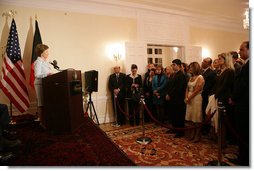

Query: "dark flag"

xmin=29 ymin=19 xmax=42 ymax=88
xmin=0 ymin=19 xmax=30 ymax=113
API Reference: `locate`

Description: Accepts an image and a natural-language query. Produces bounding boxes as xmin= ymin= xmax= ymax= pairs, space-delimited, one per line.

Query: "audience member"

xmin=185 ymin=62 xmax=205 ymax=142
xmin=201 ymin=57 xmax=217 ymax=135
xmin=230 ymin=51 xmax=242 ymax=76
xmin=164 ymin=66 xmax=175 ymax=123
xmin=230 ymin=41 xmax=249 ymax=166
xmin=143 ymin=68 xmax=156 ymax=122
xmin=212 ymin=58 xmax=221 ymax=76
xmin=126 ymin=64 xmax=142 ymax=126
xmin=165 ymin=59 xmax=187 ymax=138
xmin=108 ymin=66 xmax=126 ymax=125
xmin=211 ymin=52 xmax=235 ymax=147
xmin=0 ymin=104 xmax=21 ymax=163
xmin=152 ymin=65 xmax=167 ymax=122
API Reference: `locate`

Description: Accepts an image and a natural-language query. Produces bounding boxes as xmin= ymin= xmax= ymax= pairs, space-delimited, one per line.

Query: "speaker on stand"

xmin=84 ymin=70 xmax=99 ymax=125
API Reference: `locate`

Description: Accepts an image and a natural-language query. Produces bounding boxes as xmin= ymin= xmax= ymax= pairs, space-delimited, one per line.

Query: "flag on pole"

xmin=0 ymin=19 xmax=30 ymax=113
xmin=29 ymin=19 xmax=42 ymax=88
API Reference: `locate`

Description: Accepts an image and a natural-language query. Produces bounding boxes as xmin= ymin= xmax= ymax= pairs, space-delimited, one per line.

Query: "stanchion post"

xmin=136 ymin=95 xmax=152 ymax=145
xmin=111 ymin=95 xmax=120 ymax=127
xmin=207 ymin=101 xmax=229 ymax=166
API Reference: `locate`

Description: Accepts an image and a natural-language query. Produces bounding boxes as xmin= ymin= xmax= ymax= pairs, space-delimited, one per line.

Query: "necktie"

xmin=116 ymin=74 xmax=119 ymax=83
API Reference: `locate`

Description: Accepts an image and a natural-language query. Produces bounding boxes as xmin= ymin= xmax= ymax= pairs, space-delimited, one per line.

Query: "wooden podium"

xmin=42 ymin=69 xmax=84 ymax=133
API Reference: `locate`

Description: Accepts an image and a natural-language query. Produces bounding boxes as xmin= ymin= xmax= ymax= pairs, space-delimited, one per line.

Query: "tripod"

xmin=86 ymin=92 xmax=99 ymax=125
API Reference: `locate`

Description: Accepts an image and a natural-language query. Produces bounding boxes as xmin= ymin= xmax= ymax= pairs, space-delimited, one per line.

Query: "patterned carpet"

xmin=105 ymin=123 xmax=238 ymax=166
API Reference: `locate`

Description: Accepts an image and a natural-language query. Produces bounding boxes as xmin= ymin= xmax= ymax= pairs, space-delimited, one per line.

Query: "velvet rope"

xmin=115 ymin=96 xmax=247 ymax=147
xmin=142 ymin=101 xmax=216 ymax=131
xmin=115 ymin=96 xmax=134 ymax=119
xmin=115 ymin=96 xmax=215 ymax=130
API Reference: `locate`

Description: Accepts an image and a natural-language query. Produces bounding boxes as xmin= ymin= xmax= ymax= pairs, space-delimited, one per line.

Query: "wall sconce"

xmin=243 ymin=8 xmax=249 ymax=30
xmin=105 ymin=43 xmax=125 ymax=62
xmin=113 ymin=52 xmax=121 ymax=62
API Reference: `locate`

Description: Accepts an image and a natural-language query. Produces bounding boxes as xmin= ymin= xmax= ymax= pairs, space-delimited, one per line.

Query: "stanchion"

xmin=207 ymin=101 xmax=229 ymax=166
xmin=136 ymin=95 xmax=152 ymax=145
xmin=111 ymin=95 xmax=120 ymax=127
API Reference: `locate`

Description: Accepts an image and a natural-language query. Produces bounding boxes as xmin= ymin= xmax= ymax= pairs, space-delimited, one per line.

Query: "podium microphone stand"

xmin=207 ymin=101 xmax=229 ymax=166
xmin=111 ymin=95 xmax=120 ymax=127
xmin=86 ymin=92 xmax=99 ymax=125
xmin=136 ymin=96 xmax=152 ymax=145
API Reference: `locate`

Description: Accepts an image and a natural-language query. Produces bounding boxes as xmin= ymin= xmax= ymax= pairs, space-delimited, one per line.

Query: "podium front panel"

xmin=42 ymin=69 xmax=84 ymax=133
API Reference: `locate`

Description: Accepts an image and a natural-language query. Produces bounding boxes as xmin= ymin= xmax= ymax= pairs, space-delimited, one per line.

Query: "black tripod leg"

xmin=86 ymin=102 xmax=90 ymax=117
xmin=91 ymin=102 xmax=100 ymax=125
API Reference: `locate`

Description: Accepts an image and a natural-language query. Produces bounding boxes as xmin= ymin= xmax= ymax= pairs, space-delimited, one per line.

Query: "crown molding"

xmin=0 ymin=0 xmax=247 ymax=33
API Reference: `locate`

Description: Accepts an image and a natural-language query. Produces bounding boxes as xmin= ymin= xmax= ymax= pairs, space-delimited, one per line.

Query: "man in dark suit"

xmin=108 ymin=66 xmax=126 ymax=125
xmin=166 ymin=59 xmax=187 ymax=138
xmin=201 ymin=57 xmax=217 ymax=135
xmin=230 ymin=41 xmax=249 ymax=166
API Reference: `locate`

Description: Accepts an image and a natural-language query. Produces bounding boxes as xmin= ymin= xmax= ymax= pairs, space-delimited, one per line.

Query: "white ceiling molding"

xmin=0 ymin=0 xmax=247 ymax=33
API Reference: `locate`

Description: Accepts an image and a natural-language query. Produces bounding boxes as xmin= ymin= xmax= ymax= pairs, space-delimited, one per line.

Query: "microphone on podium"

xmin=50 ymin=60 xmax=60 ymax=70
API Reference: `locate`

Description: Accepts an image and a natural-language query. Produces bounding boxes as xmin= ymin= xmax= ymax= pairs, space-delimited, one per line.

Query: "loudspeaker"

xmin=85 ymin=70 xmax=98 ymax=92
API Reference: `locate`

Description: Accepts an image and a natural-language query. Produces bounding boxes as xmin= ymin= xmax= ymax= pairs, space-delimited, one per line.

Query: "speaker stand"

xmin=86 ymin=92 xmax=99 ymax=125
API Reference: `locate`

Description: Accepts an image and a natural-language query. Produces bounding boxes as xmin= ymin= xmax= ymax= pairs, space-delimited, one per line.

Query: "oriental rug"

xmin=105 ymin=123 xmax=238 ymax=166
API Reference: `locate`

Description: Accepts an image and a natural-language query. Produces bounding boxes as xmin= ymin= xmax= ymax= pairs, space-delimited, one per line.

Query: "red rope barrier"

xmin=143 ymin=101 xmax=216 ymax=131
xmin=115 ymin=96 xmax=134 ymax=119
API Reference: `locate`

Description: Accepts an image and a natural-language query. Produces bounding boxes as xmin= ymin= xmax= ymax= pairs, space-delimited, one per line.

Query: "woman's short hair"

xmin=35 ymin=44 xmax=49 ymax=57
xmin=131 ymin=64 xmax=138 ymax=70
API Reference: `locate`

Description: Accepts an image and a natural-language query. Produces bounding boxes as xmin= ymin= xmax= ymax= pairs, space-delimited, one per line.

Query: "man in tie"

xmin=201 ymin=57 xmax=217 ymax=135
xmin=230 ymin=41 xmax=249 ymax=166
xmin=108 ymin=66 xmax=126 ymax=125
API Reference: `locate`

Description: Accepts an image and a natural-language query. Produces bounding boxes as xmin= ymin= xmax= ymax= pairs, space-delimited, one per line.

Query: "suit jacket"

xmin=213 ymin=68 xmax=235 ymax=105
xmin=108 ymin=72 xmax=126 ymax=99
xmin=231 ymin=61 xmax=249 ymax=111
xmin=167 ymin=70 xmax=187 ymax=106
xmin=202 ymin=68 xmax=217 ymax=98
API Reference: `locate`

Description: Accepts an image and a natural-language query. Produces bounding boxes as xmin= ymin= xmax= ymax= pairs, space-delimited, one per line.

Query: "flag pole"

xmin=9 ymin=101 xmax=16 ymax=124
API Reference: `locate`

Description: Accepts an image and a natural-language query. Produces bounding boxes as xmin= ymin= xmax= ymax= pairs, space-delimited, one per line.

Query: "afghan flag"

xmin=29 ymin=20 xmax=42 ymax=89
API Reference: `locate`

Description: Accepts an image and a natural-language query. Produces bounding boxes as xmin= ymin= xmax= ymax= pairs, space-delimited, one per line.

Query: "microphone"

xmin=50 ymin=60 xmax=60 ymax=70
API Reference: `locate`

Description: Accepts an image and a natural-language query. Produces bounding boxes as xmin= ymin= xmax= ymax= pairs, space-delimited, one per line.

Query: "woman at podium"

xmin=34 ymin=44 xmax=53 ymax=126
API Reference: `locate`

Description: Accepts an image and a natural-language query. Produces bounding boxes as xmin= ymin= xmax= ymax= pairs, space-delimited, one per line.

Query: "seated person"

xmin=0 ymin=104 xmax=21 ymax=163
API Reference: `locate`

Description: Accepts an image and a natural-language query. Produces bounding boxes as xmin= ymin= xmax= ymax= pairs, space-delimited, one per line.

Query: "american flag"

xmin=0 ymin=19 xmax=30 ymax=113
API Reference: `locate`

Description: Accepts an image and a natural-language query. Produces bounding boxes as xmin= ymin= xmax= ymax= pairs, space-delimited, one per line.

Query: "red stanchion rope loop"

xmin=142 ymin=101 xmax=216 ymax=131
xmin=115 ymin=96 xmax=248 ymax=147
xmin=115 ymin=96 xmax=215 ymax=130
xmin=115 ymin=96 xmax=134 ymax=119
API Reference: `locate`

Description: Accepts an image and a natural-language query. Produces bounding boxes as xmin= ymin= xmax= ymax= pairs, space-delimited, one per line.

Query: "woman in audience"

xmin=185 ymin=62 xmax=205 ymax=142
xmin=126 ymin=64 xmax=142 ymax=126
xmin=212 ymin=58 xmax=221 ymax=76
xmin=164 ymin=65 xmax=175 ymax=124
xmin=152 ymin=65 xmax=167 ymax=123
xmin=143 ymin=68 xmax=156 ymax=122
xmin=211 ymin=52 xmax=235 ymax=147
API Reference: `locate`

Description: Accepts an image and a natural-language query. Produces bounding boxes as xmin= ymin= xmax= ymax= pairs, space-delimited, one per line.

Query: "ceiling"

xmin=88 ymin=0 xmax=249 ymax=21
xmin=0 ymin=0 xmax=249 ymax=24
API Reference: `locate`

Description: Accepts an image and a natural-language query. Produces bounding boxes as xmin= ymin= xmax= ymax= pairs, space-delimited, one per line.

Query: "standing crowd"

xmin=108 ymin=41 xmax=249 ymax=166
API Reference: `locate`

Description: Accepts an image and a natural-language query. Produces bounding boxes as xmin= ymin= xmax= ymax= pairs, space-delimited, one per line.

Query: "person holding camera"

xmin=126 ymin=64 xmax=142 ymax=126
